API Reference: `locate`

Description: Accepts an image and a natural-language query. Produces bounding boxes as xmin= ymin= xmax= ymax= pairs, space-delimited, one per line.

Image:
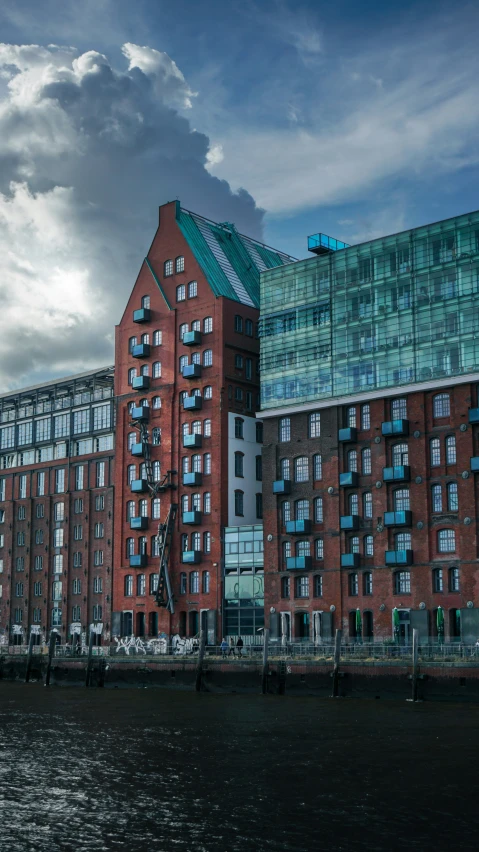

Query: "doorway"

xmin=281 ymin=612 xmax=291 ymax=643
xmin=294 ymin=612 xmax=310 ymax=641
xmin=188 ymin=610 xmax=199 ymax=637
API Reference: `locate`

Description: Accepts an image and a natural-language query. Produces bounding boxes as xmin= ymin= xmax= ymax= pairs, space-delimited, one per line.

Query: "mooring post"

xmin=331 ymin=629 xmax=342 ymax=697
xmin=261 ymin=628 xmax=270 ymax=695
xmin=44 ymin=630 xmax=57 ymax=687
xmin=195 ymin=630 xmax=206 ymax=692
xmin=85 ymin=628 xmax=94 ymax=687
xmin=411 ymin=628 xmax=419 ymax=702
xmin=24 ymin=629 xmax=35 ymax=683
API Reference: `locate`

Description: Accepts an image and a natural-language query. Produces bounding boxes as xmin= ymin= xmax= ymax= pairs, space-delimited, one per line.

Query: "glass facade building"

xmin=223 ymin=525 xmax=264 ymax=640
xmin=260 ymin=210 xmax=479 ymax=410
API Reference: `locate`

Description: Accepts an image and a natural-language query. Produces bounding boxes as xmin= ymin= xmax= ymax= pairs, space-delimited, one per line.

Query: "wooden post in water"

xmin=331 ymin=629 xmax=342 ymax=697
xmin=85 ymin=628 xmax=94 ymax=687
xmin=24 ymin=629 xmax=35 ymax=683
xmin=411 ymin=628 xmax=419 ymax=702
xmin=261 ymin=628 xmax=270 ymax=695
xmin=44 ymin=630 xmax=57 ymax=687
xmin=195 ymin=630 xmax=206 ymax=692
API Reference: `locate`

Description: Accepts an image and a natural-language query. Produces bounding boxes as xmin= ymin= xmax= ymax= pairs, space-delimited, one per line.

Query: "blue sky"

xmin=0 ymin=0 xmax=478 ymax=385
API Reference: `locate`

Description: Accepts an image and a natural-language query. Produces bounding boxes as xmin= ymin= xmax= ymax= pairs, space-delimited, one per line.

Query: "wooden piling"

xmin=261 ymin=628 xmax=270 ymax=695
xmin=411 ymin=628 xmax=419 ymax=702
xmin=331 ymin=629 xmax=342 ymax=697
xmin=24 ymin=630 xmax=35 ymax=683
xmin=85 ymin=629 xmax=94 ymax=687
xmin=44 ymin=630 xmax=57 ymax=687
xmin=195 ymin=630 xmax=206 ymax=692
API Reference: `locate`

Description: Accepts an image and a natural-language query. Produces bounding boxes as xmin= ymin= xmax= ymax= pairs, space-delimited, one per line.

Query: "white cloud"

xmin=121 ymin=42 xmax=196 ymax=109
xmin=206 ymin=143 xmax=224 ymax=166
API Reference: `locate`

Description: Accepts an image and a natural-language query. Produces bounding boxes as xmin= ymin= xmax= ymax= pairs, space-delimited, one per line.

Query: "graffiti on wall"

xmin=113 ymin=634 xmax=199 ymax=655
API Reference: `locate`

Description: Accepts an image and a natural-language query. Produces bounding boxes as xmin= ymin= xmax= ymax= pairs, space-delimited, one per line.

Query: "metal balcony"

xmin=468 ymin=409 xmax=479 ymax=424
xmin=286 ymin=556 xmax=312 ymax=571
xmin=338 ymin=427 xmax=357 ymax=442
xmin=130 ymin=479 xmax=149 ymax=493
xmin=131 ymin=405 xmax=149 ymax=422
xmin=381 ymin=419 xmax=409 ymax=437
xmin=383 ymin=465 xmax=410 ymax=482
xmin=285 ymin=519 xmax=312 ymax=535
xmin=273 ymin=479 xmax=292 ymax=495
xmin=183 ymin=472 xmax=202 ymax=486
xmin=340 ymin=515 xmax=360 ymax=530
xmin=182 ymin=363 xmax=202 ymax=379
xmin=341 ymin=553 xmax=360 ymax=568
xmin=183 ymin=395 xmax=202 ymax=411
xmin=385 ymin=550 xmax=413 ymax=566
xmin=130 ymin=516 xmax=149 ymax=531
xmin=384 ymin=511 xmax=412 ymax=527
xmin=131 ymin=442 xmax=147 ymax=457
xmin=183 ymin=433 xmax=202 ymax=448
xmin=183 ymin=330 xmax=202 ymax=346
xmin=339 ymin=471 xmax=359 ymax=487
xmin=132 ymin=375 xmax=150 ymax=391
xmin=129 ymin=554 xmax=147 ymax=568
xmin=182 ymin=511 xmax=202 ymax=525
xmin=307 ymin=233 xmax=349 ymax=255
xmin=181 ymin=550 xmax=202 ymax=564
xmin=131 ymin=343 xmax=150 ymax=358
xmin=133 ymin=308 xmax=151 ymax=323
xmin=471 ymin=457 xmax=479 ymax=471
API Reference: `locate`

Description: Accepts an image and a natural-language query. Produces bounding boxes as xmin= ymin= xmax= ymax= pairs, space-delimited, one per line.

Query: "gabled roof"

xmin=177 ymin=207 xmax=296 ymax=308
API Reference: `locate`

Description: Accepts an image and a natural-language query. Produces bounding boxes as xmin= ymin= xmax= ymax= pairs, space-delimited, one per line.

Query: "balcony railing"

xmin=131 ymin=405 xmax=149 ymax=422
xmin=285 ymin=519 xmax=312 ymax=535
xmin=273 ymin=479 xmax=292 ymax=495
xmin=183 ymin=433 xmax=202 ymax=448
xmin=181 ymin=550 xmax=202 ymax=564
xmin=341 ymin=553 xmax=360 ymax=568
xmin=130 ymin=479 xmax=149 ymax=493
xmin=183 ymin=396 xmax=202 ymax=411
xmin=130 ymin=516 xmax=149 ymax=530
xmin=182 ymin=364 xmax=202 ymax=379
xmin=383 ymin=465 xmax=410 ymax=482
xmin=131 ymin=343 xmax=150 ymax=358
xmin=339 ymin=471 xmax=359 ymax=487
xmin=384 ymin=511 xmax=412 ymax=527
xmin=385 ymin=549 xmax=413 ymax=566
xmin=132 ymin=375 xmax=150 ymax=391
xmin=183 ymin=472 xmax=202 ymax=486
xmin=381 ymin=419 xmax=409 ymax=437
xmin=129 ymin=554 xmax=147 ymax=568
xmin=338 ymin=427 xmax=357 ymax=442
xmin=133 ymin=308 xmax=151 ymax=323
xmin=183 ymin=330 xmax=202 ymax=346
xmin=182 ymin=511 xmax=202 ymax=525
xmin=340 ymin=515 xmax=360 ymax=530
xmin=286 ymin=556 xmax=312 ymax=571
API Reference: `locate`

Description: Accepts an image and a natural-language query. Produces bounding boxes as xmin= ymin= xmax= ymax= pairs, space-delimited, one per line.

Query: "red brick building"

xmin=112 ymin=200 xmax=295 ymax=642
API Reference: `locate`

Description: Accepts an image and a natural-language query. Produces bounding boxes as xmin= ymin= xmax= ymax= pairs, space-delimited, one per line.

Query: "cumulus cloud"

xmin=0 ymin=42 xmax=264 ymax=389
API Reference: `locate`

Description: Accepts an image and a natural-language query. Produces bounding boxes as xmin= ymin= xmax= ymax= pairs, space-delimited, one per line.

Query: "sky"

xmin=1 ymin=0 xmax=479 ymax=389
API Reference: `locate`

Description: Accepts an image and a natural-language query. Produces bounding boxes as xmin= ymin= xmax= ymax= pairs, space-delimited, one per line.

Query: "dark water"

xmin=1 ymin=686 xmax=478 ymax=852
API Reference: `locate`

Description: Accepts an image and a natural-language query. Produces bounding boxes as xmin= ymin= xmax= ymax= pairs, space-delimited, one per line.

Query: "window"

xmin=92 ymin=604 xmax=103 ymax=622
xmin=295 ymin=456 xmax=309 ymax=482
xmin=234 ymin=452 xmax=244 ymax=477
xmin=188 ymin=280 xmax=197 ymax=298
xmin=127 ymin=464 xmax=136 ymax=485
xmin=34 ymin=581 xmax=42 ymax=597
xmin=150 ymin=361 xmax=161 ymax=380
xmin=93 ymin=404 xmax=111 ymax=431
xmin=245 ymin=358 xmax=252 ymax=380
xmin=35 ymin=503 xmax=44 ymax=519
xmin=204 ymin=386 xmax=212 ymax=399
xmin=256 ymin=493 xmax=263 ymax=518
xmin=204 ymin=419 xmax=211 ymax=437
xmin=394 ymin=488 xmax=410 ymax=511
xmin=36 ymin=417 xmax=51 ymax=443
xmin=54 ymin=502 xmax=64 ymax=521
xmin=34 ymin=556 xmax=43 ymax=571
xmin=202 ymin=570 xmax=210 ymax=594
xmin=349 ymin=493 xmax=359 ymax=515
xmin=347 ymin=449 xmax=358 ymax=472
xmin=362 ymin=492 xmax=372 ymax=519
xmin=125 ymin=575 xmax=133 ymax=596
xmin=447 ymin=482 xmax=458 ymax=512
xmin=19 ymin=475 xmax=27 ymax=499
xmin=363 ymin=572 xmax=373 ymax=595
xmin=430 ymin=438 xmax=441 ymax=467
xmin=282 ymin=501 xmax=291 ymax=523
xmin=283 ymin=541 xmax=292 ymax=561
xmin=438 ymin=528 xmax=455 ymax=552
xmin=18 ymin=505 xmax=26 ymax=521
xmin=433 ymin=393 xmax=450 ymax=418
xmin=191 ymin=455 xmax=201 ymax=474
xmin=297 ymin=540 xmax=310 ymax=558
xmin=94 ymin=522 xmax=104 ymax=539
xmin=433 ymin=568 xmax=443 ymax=592
xmin=149 ymin=573 xmax=159 ymax=595
xmin=313 ymin=575 xmax=323 ymax=597
xmin=256 ymin=423 xmax=263 ymax=443
xmin=74 ymin=498 xmax=83 ymax=514
xmin=314 ymin=497 xmax=323 ymax=523
xmin=313 ymin=454 xmax=322 ymax=481
xmin=280 ymin=458 xmax=290 ymax=480
xmin=246 ymin=391 xmax=253 ymax=410
xmin=296 ymin=499 xmax=310 ymax=520
xmin=395 ymin=532 xmax=411 ymax=550
xmin=175 ymin=256 xmax=185 ymax=273
xmin=234 ymin=315 xmax=243 ymax=333
xmin=295 ymin=576 xmax=309 ymax=598
xmin=347 ymin=406 xmax=356 ymax=428
xmin=37 ymin=471 xmax=46 ymax=497
xmin=279 ymin=417 xmax=291 ymax=442
xmin=391 ymin=398 xmax=407 ymax=419
xmin=449 ymin=567 xmax=460 ymax=592
xmin=179 ymin=323 xmax=188 ymax=340
xmin=94 ymin=550 xmax=104 ymax=566
xmin=235 ymin=490 xmax=244 ymax=516
xmin=202 ymin=492 xmax=211 ymax=514
xmin=281 ymin=576 xmax=290 ymax=598
xmin=72 ymin=577 xmax=81 ymax=595
xmin=431 ymin=484 xmax=442 ymax=512
xmin=73 ymin=551 xmax=82 ymax=567
xmin=392 ymin=443 xmax=408 ymax=466
xmin=255 ymin=455 xmax=262 ymax=481
xmin=153 ymin=330 xmax=162 ymax=346
xmin=445 ymin=436 xmax=456 ymax=465
xmin=394 ymin=571 xmax=411 ymax=594
xmin=179 ymin=572 xmax=187 ymax=594
xmin=189 ymin=571 xmax=199 ymax=594
xmin=361 ymin=404 xmax=370 ymax=430
xmin=129 ymin=336 xmax=138 ymax=352
xmin=234 ymin=417 xmax=244 ymax=439
xmin=164 ymin=259 xmax=173 ymax=277
xmin=74 ymin=525 xmax=82 ymax=541
xmin=15 ymin=582 xmax=24 ymax=597
xmin=52 ymin=581 xmax=62 ymax=601
xmin=235 ymin=388 xmax=243 ymax=402
xmin=204 ymin=453 xmax=212 ymax=474
xmin=137 ymin=574 xmax=146 ymax=596
xmin=234 ymin=354 xmax=243 ymax=370
xmin=34 ymin=529 xmax=43 ymax=544
xmin=55 ymin=468 xmax=65 ymax=493
xmin=176 ymin=284 xmax=186 ymax=301
xmin=315 ymin=538 xmax=324 ymax=560
xmin=309 ymin=412 xmax=321 ymax=438
xmin=16 ymin=557 xmax=24 ymax=571
xmin=152 ymin=396 xmax=161 ymax=409
xmin=53 ymin=528 xmax=63 ymax=547
xmin=54 ymin=414 xmax=69 ymax=438
xmin=349 ymin=573 xmax=359 ymax=596
xmin=203 ymin=316 xmax=213 ymax=334
xmin=203 ymin=530 xmax=212 ymax=552
xmin=95 ymin=494 xmax=105 ymax=512
xmin=245 ymin=318 xmax=253 ymax=336
xmin=93 ymin=576 xmax=103 ymax=594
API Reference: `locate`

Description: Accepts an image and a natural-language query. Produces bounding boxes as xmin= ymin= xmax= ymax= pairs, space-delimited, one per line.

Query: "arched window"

xmin=179 ymin=323 xmax=188 ymax=340
xmin=149 ymin=574 xmax=159 ymax=595
xmin=314 ymin=496 xmax=323 ymax=523
xmin=203 ymin=531 xmax=211 ymax=552
xmin=204 ymin=419 xmax=211 ymax=436
xmin=127 ymin=464 xmax=136 ymax=484
xmin=152 ymin=396 xmax=161 ymax=409
xmin=192 ymin=387 xmax=201 ymax=397
xmin=138 ymin=536 xmax=147 ymax=555
xmin=282 ymin=501 xmax=291 ymax=523
xmin=363 ymin=492 xmax=373 ymax=518
xmin=152 ymin=362 xmax=161 ymax=378
xmin=347 ymin=406 xmax=357 ymax=427
xmin=192 ymin=454 xmax=201 ymax=473
xmin=203 ymin=386 xmax=213 ymax=399
xmin=204 ymin=453 xmax=211 ymax=474
xmin=280 ymin=458 xmax=290 ymax=479
xmin=392 ymin=443 xmax=408 ymax=466
xmin=176 ymin=284 xmax=186 ymax=302
xmin=433 ymin=393 xmax=450 ymax=418
xmin=203 ymin=349 xmax=212 ymax=367
xmin=203 ymin=316 xmax=213 ymax=334
xmin=128 ymin=368 xmax=137 ymax=384
xmin=180 ymin=573 xmax=187 ymax=594
xmin=234 ymin=452 xmax=244 ymax=477
xmin=431 ymin=484 xmax=442 ymax=512
xmin=127 ymin=432 xmax=136 ymax=450
xmin=192 ymin=352 xmax=201 ymax=365
xmin=313 ymin=454 xmax=322 ymax=480
xmin=192 ymin=420 xmax=202 ymax=434
xmin=347 ymin=449 xmax=357 ymax=472
xmin=181 ymin=495 xmax=189 ymax=513
xmin=438 ymin=528 xmax=455 ymax=552
xmin=181 ymin=534 xmax=189 ymax=552
xmin=179 ymin=355 xmax=188 ymax=371
xmin=175 ymin=256 xmax=185 ymax=273
xmin=152 ymin=498 xmax=160 ymax=519
xmin=164 ymin=259 xmax=173 ymax=276
xmin=295 ymin=499 xmax=309 ymax=520
xmin=126 ymin=500 xmax=135 ymax=520
xmin=191 ymin=319 xmax=201 ymax=332
xmin=141 ymin=295 xmax=150 ymax=309
xmin=202 ymin=571 xmax=210 ymax=593
xmin=295 ymin=576 xmax=309 ymax=599
xmin=140 ymin=364 xmax=149 ymax=376
xmin=294 ymin=456 xmax=309 ymax=482
xmin=129 ymin=336 xmax=137 ymax=352
xmin=364 ymin=535 xmax=374 ymax=556
xmin=152 ymin=427 xmax=161 ymax=446
xmin=349 ymin=493 xmax=359 ymax=515
xmin=152 ymin=461 xmax=161 ymax=481
xmin=153 ymin=330 xmax=162 ymax=346
xmin=315 ymin=538 xmax=323 ymax=559
xmin=139 ymin=397 xmax=149 ymax=408
xmin=203 ymin=492 xmax=211 ymax=513
xmin=139 ymin=498 xmax=148 ymax=517
xmin=188 ymin=280 xmax=197 ymax=298
xmin=430 ymin=437 xmax=441 ymax=467
xmin=394 ymin=488 xmax=410 ymax=511
xmin=281 ymin=576 xmax=290 ymax=598
xmin=447 ymin=482 xmax=458 ymax=511
xmin=362 ymin=447 xmax=371 ymax=475
xmin=192 ymin=493 xmax=201 ymax=511
xmin=137 ymin=574 xmax=146 ymax=595
xmin=124 ymin=575 xmax=133 ymax=596
xmin=445 ymin=435 xmax=456 ymax=464
xmin=141 ymin=333 xmax=149 ymax=344
xmin=189 ymin=571 xmax=200 ymax=593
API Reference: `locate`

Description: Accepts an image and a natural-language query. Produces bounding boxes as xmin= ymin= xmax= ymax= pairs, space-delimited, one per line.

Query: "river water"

xmin=0 ymin=685 xmax=478 ymax=852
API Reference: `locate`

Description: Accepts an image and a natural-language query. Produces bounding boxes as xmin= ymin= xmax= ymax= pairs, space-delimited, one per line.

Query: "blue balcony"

xmin=183 ymin=433 xmax=202 ymax=449
xmin=273 ymin=479 xmax=291 ymax=495
xmin=183 ymin=472 xmax=202 ymax=487
xmin=285 ymin=519 xmax=312 ymax=535
xmin=183 ymin=511 xmax=202 ymax=525
xmin=133 ymin=308 xmax=151 ymax=323
xmin=471 ymin=457 xmax=479 ymax=471
xmin=341 ymin=553 xmax=360 ymax=568
xmin=384 ymin=511 xmax=412 ymax=527
xmin=183 ymin=330 xmax=202 ymax=346
xmin=468 ymin=409 xmax=479 ymax=424
xmin=129 ymin=554 xmax=147 ymax=568
xmin=382 ymin=419 xmax=409 ymax=437
xmin=131 ymin=343 xmax=150 ymax=358
xmin=339 ymin=427 xmax=357 ymax=442
xmin=182 ymin=363 xmax=202 ymax=379
xmin=385 ymin=550 xmax=413 ymax=566
xmin=130 ymin=516 xmax=149 ymax=531
xmin=131 ymin=442 xmax=147 ymax=457
xmin=132 ymin=375 xmax=150 ymax=391
xmin=131 ymin=405 xmax=149 ymax=422
xmin=339 ymin=471 xmax=359 ymax=487
xmin=340 ymin=515 xmax=360 ymax=531
xmin=308 ymin=233 xmax=350 ymax=255
xmin=286 ymin=556 xmax=313 ymax=571
xmin=182 ymin=550 xmax=202 ymax=564
xmin=130 ymin=479 xmax=149 ymax=494
xmin=383 ymin=465 xmax=410 ymax=482
xmin=183 ymin=395 xmax=202 ymax=411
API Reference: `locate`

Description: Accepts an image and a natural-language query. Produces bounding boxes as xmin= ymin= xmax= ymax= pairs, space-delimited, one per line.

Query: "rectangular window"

xmin=35 ymin=417 xmax=51 ymax=442
xmin=37 ymin=471 xmax=45 ymax=497
xmin=245 ymin=358 xmax=252 ymax=380
xmin=17 ymin=421 xmax=33 ymax=446
xmin=95 ymin=495 xmax=105 ymax=511
xmin=313 ymin=454 xmax=322 ymax=481
xmin=96 ymin=461 xmax=105 ymax=487
xmin=73 ymin=409 xmax=90 ymax=434
xmin=19 ymin=475 xmax=27 ymax=499
xmin=55 ymin=469 xmax=65 ymax=493
xmin=94 ymin=522 xmax=104 ymax=538
xmin=53 ymin=414 xmax=70 ymax=438
xmin=74 ymin=525 xmax=83 ymax=541
xmin=176 ymin=284 xmax=186 ymax=301
xmin=75 ymin=465 xmax=84 ymax=491
xmin=93 ymin=404 xmax=111 ymax=431
xmin=361 ymin=404 xmax=370 ymax=430
xmin=309 ymin=413 xmax=321 ymax=438
xmin=279 ymin=417 xmax=291 ymax=442
xmin=391 ymin=398 xmax=407 ymax=419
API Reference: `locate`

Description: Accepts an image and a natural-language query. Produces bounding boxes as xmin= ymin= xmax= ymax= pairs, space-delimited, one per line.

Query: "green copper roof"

xmin=177 ymin=207 xmax=296 ymax=307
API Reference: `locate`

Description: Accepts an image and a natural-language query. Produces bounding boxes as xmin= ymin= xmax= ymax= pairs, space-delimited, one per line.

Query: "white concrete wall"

xmin=228 ymin=412 xmax=262 ymax=525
